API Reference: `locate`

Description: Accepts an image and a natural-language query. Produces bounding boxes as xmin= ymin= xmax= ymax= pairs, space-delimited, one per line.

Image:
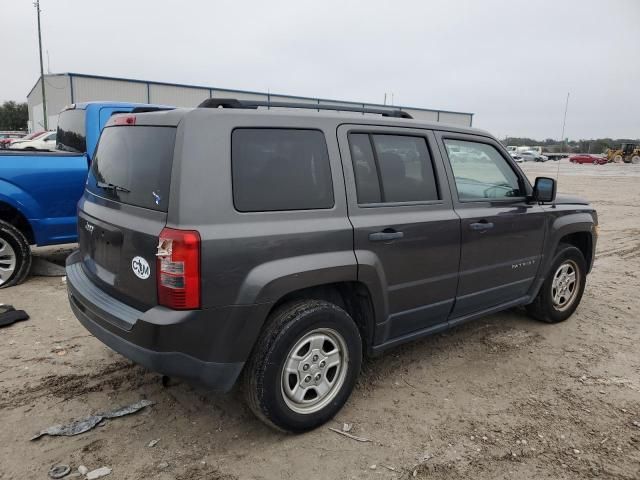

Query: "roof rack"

xmin=197 ymin=98 xmax=413 ymax=119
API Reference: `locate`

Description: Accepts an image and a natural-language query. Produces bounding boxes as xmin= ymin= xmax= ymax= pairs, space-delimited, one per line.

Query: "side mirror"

xmin=533 ymin=177 xmax=556 ymax=203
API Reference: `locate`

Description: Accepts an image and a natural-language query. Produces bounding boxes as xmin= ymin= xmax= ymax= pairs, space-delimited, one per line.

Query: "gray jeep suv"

xmin=66 ymin=100 xmax=597 ymax=432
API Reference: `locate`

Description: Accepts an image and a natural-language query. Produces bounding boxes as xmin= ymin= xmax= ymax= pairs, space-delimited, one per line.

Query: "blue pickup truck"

xmin=0 ymin=101 xmax=168 ymax=288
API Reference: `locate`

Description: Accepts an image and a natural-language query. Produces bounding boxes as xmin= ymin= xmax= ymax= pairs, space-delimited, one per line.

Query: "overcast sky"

xmin=2 ymin=0 xmax=638 ymax=139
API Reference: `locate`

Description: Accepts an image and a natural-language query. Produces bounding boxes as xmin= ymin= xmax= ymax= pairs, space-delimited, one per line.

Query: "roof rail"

xmin=197 ymin=98 xmax=413 ymax=119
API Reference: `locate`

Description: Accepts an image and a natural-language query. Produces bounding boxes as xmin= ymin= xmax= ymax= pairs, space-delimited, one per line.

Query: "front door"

xmin=338 ymin=125 xmax=460 ymax=343
xmin=436 ymin=133 xmax=546 ymax=319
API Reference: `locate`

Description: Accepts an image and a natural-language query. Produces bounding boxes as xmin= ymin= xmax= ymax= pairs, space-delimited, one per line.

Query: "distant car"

xmin=0 ymin=132 xmax=26 ymax=149
xmin=509 ymin=151 xmax=523 ymax=163
xmin=569 ymin=154 xmax=607 ymax=165
xmin=519 ymin=150 xmax=548 ymax=162
xmin=9 ymin=131 xmax=56 ymax=151
xmin=6 ymin=130 xmax=45 ymax=147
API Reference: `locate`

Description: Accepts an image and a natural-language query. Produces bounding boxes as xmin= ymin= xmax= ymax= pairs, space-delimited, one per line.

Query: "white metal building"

xmin=27 ymin=72 xmax=474 ymax=131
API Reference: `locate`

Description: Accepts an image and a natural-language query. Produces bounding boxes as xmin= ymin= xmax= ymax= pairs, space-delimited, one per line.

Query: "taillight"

xmin=110 ymin=115 xmax=136 ymax=126
xmin=156 ymin=228 xmax=200 ymax=310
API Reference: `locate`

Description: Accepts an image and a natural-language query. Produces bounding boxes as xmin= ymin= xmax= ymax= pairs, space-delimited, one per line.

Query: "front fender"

xmin=234 ymin=251 xmax=358 ymax=305
xmin=529 ymin=211 xmax=596 ymax=300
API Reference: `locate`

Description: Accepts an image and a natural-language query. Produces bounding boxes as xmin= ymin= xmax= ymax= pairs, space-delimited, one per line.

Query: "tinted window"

xmin=87 ymin=126 xmax=176 ymax=211
xmin=56 ymin=109 xmax=86 ymax=153
xmin=232 ymin=129 xmax=333 ymax=212
xmin=444 ymin=139 xmax=522 ymax=200
xmin=347 ymin=133 xmax=439 ymax=204
xmin=348 ymin=133 xmax=381 ymax=203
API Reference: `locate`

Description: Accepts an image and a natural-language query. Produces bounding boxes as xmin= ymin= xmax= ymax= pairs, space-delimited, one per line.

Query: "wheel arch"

xmin=266 ymin=281 xmax=377 ymax=355
xmin=558 ymin=231 xmax=593 ymax=272
xmin=0 ymin=201 xmax=35 ymax=244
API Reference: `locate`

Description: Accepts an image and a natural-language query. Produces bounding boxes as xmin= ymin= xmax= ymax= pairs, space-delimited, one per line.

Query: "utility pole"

xmin=34 ymin=0 xmax=47 ymax=130
xmin=560 ymin=92 xmax=569 ymax=152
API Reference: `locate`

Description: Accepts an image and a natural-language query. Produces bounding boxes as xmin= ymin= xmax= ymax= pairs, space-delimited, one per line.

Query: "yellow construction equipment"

xmin=605 ymin=143 xmax=640 ymax=164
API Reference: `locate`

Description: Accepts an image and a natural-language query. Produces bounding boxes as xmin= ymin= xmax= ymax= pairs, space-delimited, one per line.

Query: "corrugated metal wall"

xmin=72 ymin=76 xmax=147 ymax=104
xmin=438 ymin=111 xmax=472 ymax=126
xmin=26 ymin=74 xmax=473 ymax=129
xmin=149 ymin=84 xmax=209 ymax=107
xmin=27 ymin=74 xmax=72 ymax=131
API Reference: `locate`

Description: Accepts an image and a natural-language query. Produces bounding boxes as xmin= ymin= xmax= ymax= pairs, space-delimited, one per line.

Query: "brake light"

xmin=111 ymin=115 xmax=136 ymax=126
xmin=156 ymin=228 xmax=200 ymax=310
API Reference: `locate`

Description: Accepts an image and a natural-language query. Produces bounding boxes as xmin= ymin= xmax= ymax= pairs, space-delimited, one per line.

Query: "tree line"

xmin=501 ymin=137 xmax=639 ymax=154
xmin=0 ymin=101 xmax=28 ymax=131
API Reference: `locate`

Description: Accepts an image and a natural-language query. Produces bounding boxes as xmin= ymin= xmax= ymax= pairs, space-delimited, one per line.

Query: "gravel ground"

xmin=1 ymin=160 xmax=639 ymax=479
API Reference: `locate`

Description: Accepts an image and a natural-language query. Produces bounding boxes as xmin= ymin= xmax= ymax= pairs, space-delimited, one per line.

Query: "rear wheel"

xmin=0 ymin=220 xmax=32 ymax=288
xmin=243 ymin=300 xmax=362 ymax=433
xmin=526 ymin=244 xmax=586 ymax=323
xmin=631 ymin=155 xmax=640 ymax=164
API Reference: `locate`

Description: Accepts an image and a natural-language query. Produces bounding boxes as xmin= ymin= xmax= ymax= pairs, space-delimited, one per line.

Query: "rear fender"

xmin=0 ymin=180 xmax=41 ymax=236
xmin=234 ymin=251 xmax=358 ymax=306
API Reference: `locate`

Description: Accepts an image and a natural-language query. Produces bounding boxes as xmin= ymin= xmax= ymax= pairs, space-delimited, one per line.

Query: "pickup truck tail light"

xmin=157 ymin=228 xmax=200 ymax=310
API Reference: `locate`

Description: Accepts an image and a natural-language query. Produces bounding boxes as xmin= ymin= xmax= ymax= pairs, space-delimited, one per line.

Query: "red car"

xmin=569 ymin=154 xmax=607 ymax=165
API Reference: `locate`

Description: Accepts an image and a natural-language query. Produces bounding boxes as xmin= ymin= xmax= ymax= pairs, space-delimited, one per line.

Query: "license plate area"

xmin=79 ymin=214 xmax=123 ymax=274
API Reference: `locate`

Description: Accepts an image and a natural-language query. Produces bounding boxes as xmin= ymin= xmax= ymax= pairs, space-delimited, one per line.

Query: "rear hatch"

xmin=79 ymin=119 xmax=176 ymax=310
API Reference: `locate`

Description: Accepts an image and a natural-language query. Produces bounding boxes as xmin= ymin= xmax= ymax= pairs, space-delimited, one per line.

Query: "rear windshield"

xmin=87 ymin=126 xmax=176 ymax=212
xmin=56 ymin=109 xmax=86 ymax=153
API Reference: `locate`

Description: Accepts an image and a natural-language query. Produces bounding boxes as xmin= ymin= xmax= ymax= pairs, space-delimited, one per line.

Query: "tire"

xmin=613 ymin=154 xmax=623 ymax=163
xmin=243 ymin=299 xmax=362 ymax=433
xmin=526 ymin=244 xmax=587 ymax=323
xmin=0 ymin=220 xmax=32 ymax=288
xmin=631 ymin=155 xmax=640 ymax=164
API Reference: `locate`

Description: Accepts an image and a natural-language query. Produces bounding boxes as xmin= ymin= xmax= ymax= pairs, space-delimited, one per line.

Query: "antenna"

xmin=46 ymin=49 xmax=50 ymax=73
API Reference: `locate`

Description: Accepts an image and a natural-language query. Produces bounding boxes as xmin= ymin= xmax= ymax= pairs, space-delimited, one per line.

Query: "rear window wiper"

xmin=96 ymin=181 xmax=130 ymax=194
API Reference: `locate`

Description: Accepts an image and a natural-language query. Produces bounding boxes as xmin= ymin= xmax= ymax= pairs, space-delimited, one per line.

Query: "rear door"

xmin=435 ymin=132 xmax=546 ymax=319
xmin=338 ymin=125 xmax=460 ymax=343
xmin=79 ymin=122 xmax=176 ymax=310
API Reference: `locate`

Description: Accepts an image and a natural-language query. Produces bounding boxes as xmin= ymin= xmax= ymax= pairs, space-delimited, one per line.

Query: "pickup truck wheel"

xmin=243 ymin=299 xmax=362 ymax=433
xmin=0 ymin=220 xmax=32 ymax=288
xmin=526 ymin=244 xmax=586 ymax=323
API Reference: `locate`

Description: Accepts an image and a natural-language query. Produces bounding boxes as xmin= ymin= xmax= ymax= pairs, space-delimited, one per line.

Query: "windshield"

xmin=56 ymin=109 xmax=86 ymax=153
xmin=86 ymin=126 xmax=176 ymax=212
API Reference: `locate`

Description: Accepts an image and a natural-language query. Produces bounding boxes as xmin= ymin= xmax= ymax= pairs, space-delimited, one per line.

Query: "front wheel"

xmin=526 ymin=244 xmax=587 ymax=323
xmin=243 ymin=300 xmax=362 ymax=433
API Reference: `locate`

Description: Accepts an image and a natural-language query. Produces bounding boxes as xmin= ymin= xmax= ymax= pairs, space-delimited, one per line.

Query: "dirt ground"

xmin=1 ymin=160 xmax=639 ymax=479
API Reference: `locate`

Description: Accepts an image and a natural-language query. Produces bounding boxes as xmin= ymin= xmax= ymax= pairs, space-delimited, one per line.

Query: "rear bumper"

xmin=65 ymin=251 xmax=269 ymax=392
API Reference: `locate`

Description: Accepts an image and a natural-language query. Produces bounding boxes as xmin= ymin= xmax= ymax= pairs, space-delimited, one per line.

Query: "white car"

xmin=508 ymin=151 xmax=524 ymax=163
xmin=10 ymin=131 xmax=56 ymax=151
xmin=519 ymin=150 xmax=548 ymax=162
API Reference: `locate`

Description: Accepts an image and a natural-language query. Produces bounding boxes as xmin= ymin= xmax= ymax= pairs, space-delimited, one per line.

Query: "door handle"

xmin=369 ymin=230 xmax=404 ymax=242
xmin=469 ymin=221 xmax=494 ymax=231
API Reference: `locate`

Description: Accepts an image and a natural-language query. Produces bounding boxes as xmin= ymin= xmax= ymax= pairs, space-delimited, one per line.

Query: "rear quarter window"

xmin=87 ymin=126 xmax=176 ymax=212
xmin=56 ymin=109 xmax=86 ymax=153
xmin=232 ymin=128 xmax=334 ymax=212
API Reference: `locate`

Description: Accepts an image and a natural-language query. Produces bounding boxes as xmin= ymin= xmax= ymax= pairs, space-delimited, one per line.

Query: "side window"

xmin=348 ymin=133 xmax=381 ymax=204
xmin=347 ymin=133 xmax=439 ymax=204
xmin=443 ymin=139 xmax=522 ymax=200
xmin=232 ymin=128 xmax=334 ymax=212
